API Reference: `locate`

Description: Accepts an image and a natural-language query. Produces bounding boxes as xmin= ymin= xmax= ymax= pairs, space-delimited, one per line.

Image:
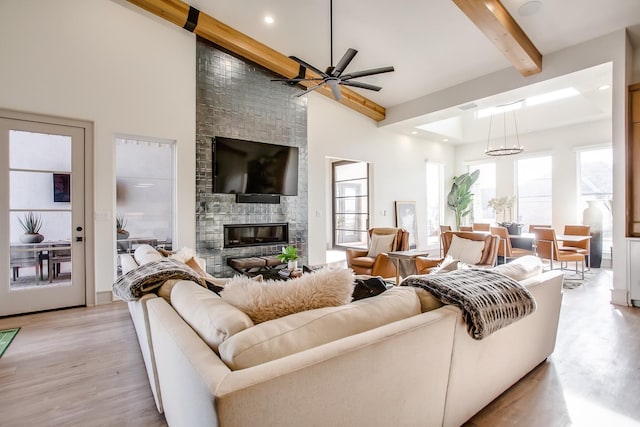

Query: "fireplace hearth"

xmin=224 ymin=223 xmax=289 ymax=248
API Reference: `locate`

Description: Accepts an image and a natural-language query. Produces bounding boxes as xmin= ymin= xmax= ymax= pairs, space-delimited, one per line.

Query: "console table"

xmin=387 ymin=250 xmax=430 ymax=285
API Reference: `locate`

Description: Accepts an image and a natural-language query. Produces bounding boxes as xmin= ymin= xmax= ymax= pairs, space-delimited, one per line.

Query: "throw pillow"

xmin=171 ymin=280 xmax=254 ymax=352
xmin=221 ymin=268 xmax=355 ymax=324
xmin=133 ymin=244 xmax=163 ymax=266
xmin=366 ymin=233 xmax=396 ymax=257
xmin=352 ymin=276 xmax=390 ymax=301
xmin=492 ymin=255 xmax=542 ymax=281
xmin=446 ymin=234 xmax=485 ymax=265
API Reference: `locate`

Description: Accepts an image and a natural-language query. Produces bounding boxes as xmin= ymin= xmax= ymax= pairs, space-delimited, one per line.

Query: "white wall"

xmin=307 ymin=95 xmax=455 ymax=265
xmin=0 ymin=0 xmax=196 ymax=295
xmin=455 ymin=119 xmax=612 ymax=228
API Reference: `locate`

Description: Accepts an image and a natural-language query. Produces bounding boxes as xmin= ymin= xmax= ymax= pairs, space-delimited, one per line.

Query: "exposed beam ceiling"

xmin=453 ymin=0 xmax=542 ymax=76
xmin=126 ymin=0 xmax=387 ymax=121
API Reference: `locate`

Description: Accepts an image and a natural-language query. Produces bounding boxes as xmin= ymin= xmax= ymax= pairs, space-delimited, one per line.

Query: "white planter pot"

xmin=287 ymin=260 xmax=298 ymax=271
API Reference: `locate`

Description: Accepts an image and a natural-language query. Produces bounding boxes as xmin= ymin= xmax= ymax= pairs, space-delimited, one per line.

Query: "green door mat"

xmin=0 ymin=327 xmax=20 ymax=358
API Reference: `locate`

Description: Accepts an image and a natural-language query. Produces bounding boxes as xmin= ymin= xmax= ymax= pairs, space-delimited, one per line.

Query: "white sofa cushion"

xmin=171 ymin=280 xmax=254 ymax=352
xmin=219 ymin=287 xmax=421 ymax=370
xmin=221 ymin=268 xmax=354 ymax=324
xmin=491 ymin=255 xmax=543 ymax=281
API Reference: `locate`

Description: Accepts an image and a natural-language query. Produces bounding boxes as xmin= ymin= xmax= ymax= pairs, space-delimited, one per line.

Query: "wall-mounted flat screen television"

xmin=212 ymin=136 xmax=299 ymax=196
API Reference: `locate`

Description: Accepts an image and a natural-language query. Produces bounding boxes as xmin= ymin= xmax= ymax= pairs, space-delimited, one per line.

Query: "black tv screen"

xmin=212 ymin=136 xmax=299 ymax=196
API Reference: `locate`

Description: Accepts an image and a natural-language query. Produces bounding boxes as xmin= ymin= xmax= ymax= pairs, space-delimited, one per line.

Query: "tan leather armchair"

xmin=490 ymin=225 xmax=532 ymax=261
xmin=415 ymin=231 xmax=500 ymax=274
xmin=346 ymin=228 xmax=409 ymax=278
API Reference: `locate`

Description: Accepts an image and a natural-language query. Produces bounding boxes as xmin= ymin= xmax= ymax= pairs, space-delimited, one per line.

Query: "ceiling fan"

xmin=271 ymin=0 xmax=394 ymax=101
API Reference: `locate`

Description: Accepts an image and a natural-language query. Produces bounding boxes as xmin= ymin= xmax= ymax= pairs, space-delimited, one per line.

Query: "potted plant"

xmin=116 ymin=214 xmax=130 ymax=240
xmin=19 ymin=211 xmax=44 ymax=243
xmin=277 ymin=245 xmax=299 ymax=271
xmin=447 ymin=170 xmax=480 ymax=230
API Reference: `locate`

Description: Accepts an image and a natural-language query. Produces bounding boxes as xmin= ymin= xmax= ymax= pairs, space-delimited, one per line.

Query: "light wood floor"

xmin=1 ymin=269 xmax=638 ymax=426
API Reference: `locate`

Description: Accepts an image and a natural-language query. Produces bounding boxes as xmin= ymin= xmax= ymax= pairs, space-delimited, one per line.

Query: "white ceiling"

xmin=189 ymin=0 xmax=640 ymax=143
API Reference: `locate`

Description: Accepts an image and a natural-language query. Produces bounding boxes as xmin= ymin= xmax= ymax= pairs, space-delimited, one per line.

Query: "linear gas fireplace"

xmin=223 ymin=223 xmax=289 ymax=248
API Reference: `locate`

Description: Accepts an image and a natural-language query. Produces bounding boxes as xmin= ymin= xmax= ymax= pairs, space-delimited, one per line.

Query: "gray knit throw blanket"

xmin=402 ymin=269 xmax=537 ymax=340
xmin=113 ymin=258 xmax=204 ymax=301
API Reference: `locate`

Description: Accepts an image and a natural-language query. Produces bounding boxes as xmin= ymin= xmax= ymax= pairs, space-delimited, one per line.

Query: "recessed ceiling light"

xmin=264 ymin=15 xmax=274 ymax=25
xmin=411 ymin=131 xmax=418 ymax=135
xmin=598 ymin=84 xmax=610 ymax=91
xmin=443 ymin=138 xmax=449 ymax=142
xmin=519 ymin=1 xmax=543 ymax=17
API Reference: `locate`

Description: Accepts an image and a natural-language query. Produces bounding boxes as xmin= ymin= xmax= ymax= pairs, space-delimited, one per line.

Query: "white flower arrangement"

xmin=487 ymin=196 xmax=517 ymax=224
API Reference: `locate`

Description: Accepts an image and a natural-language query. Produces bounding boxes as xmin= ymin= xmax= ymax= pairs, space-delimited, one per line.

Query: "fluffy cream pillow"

xmin=221 ymin=268 xmax=355 ymax=323
xmin=367 ymin=233 xmax=396 ymax=257
xmin=446 ymin=234 xmax=485 ymax=265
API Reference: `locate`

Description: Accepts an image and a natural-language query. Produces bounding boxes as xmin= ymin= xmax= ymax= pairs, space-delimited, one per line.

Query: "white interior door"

xmin=0 ymin=116 xmax=86 ymax=316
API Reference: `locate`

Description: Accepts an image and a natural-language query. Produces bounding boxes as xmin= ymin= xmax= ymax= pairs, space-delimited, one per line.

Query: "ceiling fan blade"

xmin=289 ymin=56 xmax=328 ymax=78
xmin=294 ymin=81 xmax=326 ymax=97
xmin=326 ymin=79 xmax=342 ymax=101
xmin=340 ymin=81 xmax=382 ymax=92
xmin=271 ymin=77 xmax=324 ymax=82
xmin=341 ymin=66 xmax=395 ymax=81
xmin=331 ymin=48 xmax=358 ymax=77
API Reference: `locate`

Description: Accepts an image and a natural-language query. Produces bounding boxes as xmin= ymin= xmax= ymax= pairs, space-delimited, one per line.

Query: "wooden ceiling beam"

xmin=127 ymin=0 xmax=386 ymax=121
xmin=452 ymin=0 xmax=542 ymax=76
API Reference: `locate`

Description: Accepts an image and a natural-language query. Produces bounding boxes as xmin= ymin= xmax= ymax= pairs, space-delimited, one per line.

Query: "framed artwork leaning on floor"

xmin=395 ymin=200 xmax=417 ymax=249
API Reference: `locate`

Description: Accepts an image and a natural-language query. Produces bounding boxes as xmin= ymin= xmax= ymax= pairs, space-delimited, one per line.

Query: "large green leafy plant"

xmin=447 ymin=170 xmax=480 ymax=230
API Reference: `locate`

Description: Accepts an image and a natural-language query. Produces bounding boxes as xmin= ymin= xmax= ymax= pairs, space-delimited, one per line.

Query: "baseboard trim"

xmin=610 ymin=288 xmax=629 ymax=306
xmin=96 ymin=291 xmax=114 ymax=305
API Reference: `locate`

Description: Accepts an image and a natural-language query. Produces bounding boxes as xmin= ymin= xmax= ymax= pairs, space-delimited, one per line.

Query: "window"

xmin=517 ymin=156 xmax=552 ymax=227
xmin=115 ymin=136 xmax=175 ymax=255
xmin=425 ymin=162 xmax=444 ymax=246
xmin=332 ymin=161 xmax=369 ymax=249
xmin=578 ymin=146 xmax=613 ymax=257
xmin=467 ymin=162 xmax=496 ymax=223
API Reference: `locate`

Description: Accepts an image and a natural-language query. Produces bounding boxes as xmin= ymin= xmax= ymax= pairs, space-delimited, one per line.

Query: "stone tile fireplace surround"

xmin=195 ymin=38 xmax=308 ymax=277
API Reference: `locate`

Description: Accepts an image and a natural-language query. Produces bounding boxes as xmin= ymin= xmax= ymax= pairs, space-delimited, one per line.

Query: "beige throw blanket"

xmin=402 ymin=269 xmax=536 ymax=340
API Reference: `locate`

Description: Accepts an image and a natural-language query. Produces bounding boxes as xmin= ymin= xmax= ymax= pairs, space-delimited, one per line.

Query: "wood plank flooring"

xmin=0 ymin=303 xmax=166 ymax=426
xmin=0 ymin=269 xmax=638 ymax=426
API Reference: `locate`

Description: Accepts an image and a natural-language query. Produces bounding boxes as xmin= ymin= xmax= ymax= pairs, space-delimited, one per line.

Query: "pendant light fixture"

xmin=485 ymin=101 xmax=525 ymax=157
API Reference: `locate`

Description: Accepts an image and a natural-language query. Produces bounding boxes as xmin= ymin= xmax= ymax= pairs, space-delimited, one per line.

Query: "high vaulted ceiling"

xmin=189 ymin=0 xmax=639 ymax=108
xmin=134 ymin=0 xmax=640 ymax=143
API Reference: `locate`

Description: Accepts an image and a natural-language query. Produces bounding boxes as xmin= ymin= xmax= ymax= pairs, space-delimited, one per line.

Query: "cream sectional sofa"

xmin=122 ymin=251 xmax=563 ymax=427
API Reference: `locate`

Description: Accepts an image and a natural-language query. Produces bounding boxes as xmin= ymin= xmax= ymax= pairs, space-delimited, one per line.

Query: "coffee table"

xmin=387 ymin=250 xmax=429 ymax=285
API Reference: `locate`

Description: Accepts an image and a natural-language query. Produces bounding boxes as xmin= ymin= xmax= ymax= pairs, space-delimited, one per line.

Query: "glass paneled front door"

xmin=0 ymin=114 xmax=86 ymax=316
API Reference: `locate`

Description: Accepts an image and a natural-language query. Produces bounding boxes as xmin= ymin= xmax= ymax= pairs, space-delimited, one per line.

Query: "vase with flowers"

xmin=488 ymin=196 xmax=522 ymax=235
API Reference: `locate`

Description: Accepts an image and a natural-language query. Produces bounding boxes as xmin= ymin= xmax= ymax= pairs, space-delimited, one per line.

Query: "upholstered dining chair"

xmin=528 ymin=224 xmax=552 ymax=232
xmin=415 ymin=231 xmax=499 ymax=274
xmin=438 ymin=225 xmax=452 ymax=256
xmin=533 ymin=227 xmax=586 ymax=279
xmin=490 ymin=226 xmax=532 ymax=263
xmin=558 ymin=225 xmax=591 ymax=268
xmin=472 ymin=223 xmax=491 ymax=231
xmin=346 ymin=227 xmax=409 ymax=278
xmin=459 ymin=225 xmax=473 ymax=231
